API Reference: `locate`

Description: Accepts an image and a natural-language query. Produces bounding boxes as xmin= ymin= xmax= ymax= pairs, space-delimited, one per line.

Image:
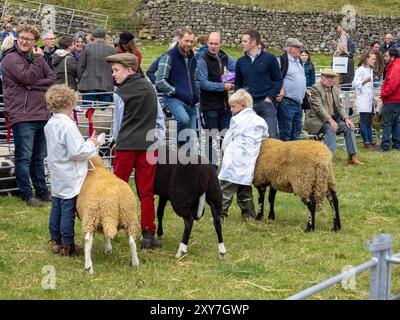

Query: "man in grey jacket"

xmin=2 ymin=25 xmax=56 ymax=206
xmin=77 ymin=28 xmax=115 ymax=105
xmin=304 ymin=68 xmax=364 ymax=165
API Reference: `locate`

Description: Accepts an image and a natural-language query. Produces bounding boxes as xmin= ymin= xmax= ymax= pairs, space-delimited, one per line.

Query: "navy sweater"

xmin=235 ymin=51 xmax=283 ymax=104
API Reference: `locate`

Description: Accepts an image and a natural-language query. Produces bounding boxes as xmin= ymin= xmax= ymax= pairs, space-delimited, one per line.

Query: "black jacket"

xmin=200 ymin=50 xmax=229 ymax=111
xmin=52 ymin=50 xmax=78 ymax=91
xmin=115 ymin=74 xmax=158 ymax=151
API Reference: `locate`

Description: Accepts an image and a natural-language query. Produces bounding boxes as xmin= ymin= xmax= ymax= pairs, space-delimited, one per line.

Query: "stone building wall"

xmin=138 ymin=0 xmax=400 ymax=53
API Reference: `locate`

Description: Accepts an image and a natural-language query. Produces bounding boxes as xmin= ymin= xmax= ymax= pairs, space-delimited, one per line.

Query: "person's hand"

xmin=33 ymin=46 xmax=44 ymax=56
xmin=276 ymin=88 xmax=285 ymax=103
xmin=264 ymin=97 xmax=273 ymax=104
xmin=306 ymin=89 xmax=312 ymax=97
xmin=363 ymin=76 xmax=371 ymax=85
xmin=329 ymin=118 xmax=339 ymax=133
xmin=224 ymin=83 xmax=234 ymax=91
xmin=344 ymin=118 xmax=355 ymax=130
xmin=89 ymin=131 xmax=100 ymax=146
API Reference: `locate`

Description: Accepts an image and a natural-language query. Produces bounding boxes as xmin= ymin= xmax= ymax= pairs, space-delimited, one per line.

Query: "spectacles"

xmin=18 ymin=36 xmax=35 ymax=43
xmin=45 ymin=38 xmax=56 ymax=41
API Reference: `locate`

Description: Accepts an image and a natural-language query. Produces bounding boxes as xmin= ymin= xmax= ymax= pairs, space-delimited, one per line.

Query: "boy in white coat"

xmin=44 ymin=84 xmax=100 ymax=256
xmin=218 ymin=89 xmax=269 ymax=220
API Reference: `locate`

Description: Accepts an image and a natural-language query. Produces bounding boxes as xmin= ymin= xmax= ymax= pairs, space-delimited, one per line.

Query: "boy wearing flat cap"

xmin=304 ymin=68 xmax=365 ymax=165
xmin=106 ymin=53 xmax=165 ymax=249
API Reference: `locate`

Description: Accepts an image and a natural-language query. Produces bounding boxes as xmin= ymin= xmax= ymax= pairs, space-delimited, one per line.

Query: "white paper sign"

xmin=332 ymin=57 xmax=349 ymax=74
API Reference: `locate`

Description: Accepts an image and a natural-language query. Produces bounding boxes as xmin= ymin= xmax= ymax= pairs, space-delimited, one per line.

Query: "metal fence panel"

xmin=0 ymin=0 xmax=108 ymax=35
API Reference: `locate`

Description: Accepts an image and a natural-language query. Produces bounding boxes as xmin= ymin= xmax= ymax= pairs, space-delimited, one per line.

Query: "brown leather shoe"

xmin=348 ymin=155 xmax=366 ymax=165
xmin=60 ymin=244 xmax=83 ymax=257
xmin=364 ymin=142 xmax=372 ymax=149
xmin=49 ymin=240 xmax=62 ymax=254
xmin=26 ymin=197 xmax=46 ymax=207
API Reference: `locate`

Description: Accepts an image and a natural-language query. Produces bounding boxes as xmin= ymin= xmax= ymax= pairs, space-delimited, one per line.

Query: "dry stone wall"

xmin=138 ymin=0 xmax=400 ymax=53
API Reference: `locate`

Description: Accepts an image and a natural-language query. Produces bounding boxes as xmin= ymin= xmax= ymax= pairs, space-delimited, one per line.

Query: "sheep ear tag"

xmin=85 ymin=107 xmax=95 ymax=137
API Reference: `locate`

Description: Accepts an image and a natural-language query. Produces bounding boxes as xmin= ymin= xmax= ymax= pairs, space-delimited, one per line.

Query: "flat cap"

xmin=106 ymin=53 xmax=138 ymax=70
xmin=320 ymin=67 xmax=337 ymax=77
xmin=286 ymin=37 xmax=303 ymax=48
xmin=91 ymin=28 xmax=106 ymax=39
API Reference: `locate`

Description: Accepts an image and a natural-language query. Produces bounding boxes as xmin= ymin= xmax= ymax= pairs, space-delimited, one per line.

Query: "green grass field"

xmin=1 ymin=143 xmax=400 ymax=300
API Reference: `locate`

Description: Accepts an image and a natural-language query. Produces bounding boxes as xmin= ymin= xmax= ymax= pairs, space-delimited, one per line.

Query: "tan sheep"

xmin=76 ymin=155 xmax=139 ymax=274
xmin=253 ymin=138 xmax=341 ymax=232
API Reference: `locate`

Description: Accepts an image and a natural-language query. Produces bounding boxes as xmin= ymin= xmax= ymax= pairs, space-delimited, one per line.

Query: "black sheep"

xmin=154 ymin=148 xmax=227 ymax=259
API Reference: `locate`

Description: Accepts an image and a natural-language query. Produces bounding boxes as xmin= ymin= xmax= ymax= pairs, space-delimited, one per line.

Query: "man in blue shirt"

xmin=235 ymin=30 xmax=282 ymax=138
xmin=0 ymin=22 xmax=17 ymax=43
xmin=196 ymin=31 xmax=236 ymax=166
xmin=276 ymin=38 xmax=307 ymax=141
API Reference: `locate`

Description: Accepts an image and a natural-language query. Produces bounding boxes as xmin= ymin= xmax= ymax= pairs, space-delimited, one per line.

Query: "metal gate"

xmin=0 ymin=0 xmax=108 ymax=35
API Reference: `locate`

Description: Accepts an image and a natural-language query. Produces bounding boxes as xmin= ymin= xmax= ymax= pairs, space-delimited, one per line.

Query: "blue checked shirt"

xmin=155 ymin=54 xmax=175 ymax=96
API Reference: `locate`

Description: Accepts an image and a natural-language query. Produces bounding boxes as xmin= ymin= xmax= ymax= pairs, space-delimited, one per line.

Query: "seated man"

xmin=304 ymin=68 xmax=365 ymax=165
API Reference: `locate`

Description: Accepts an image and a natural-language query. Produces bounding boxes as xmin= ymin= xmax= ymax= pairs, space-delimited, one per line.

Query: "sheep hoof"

xmin=218 ymin=243 xmax=227 ymax=260
xmin=219 ymin=252 xmax=227 ymax=260
xmin=255 ymin=214 xmax=263 ymax=221
xmin=131 ymin=260 xmax=139 ymax=267
xmin=304 ymin=226 xmax=315 ymax=233
xmin=85 ymin=266 xmax=94 ymax=275
xmin=176 ymin=250 xmax=186 ymax=259
xmin=331 ymin=225 xmax=342 ymax=232
xmin=176 ymin=243 xmax=187 ymax=259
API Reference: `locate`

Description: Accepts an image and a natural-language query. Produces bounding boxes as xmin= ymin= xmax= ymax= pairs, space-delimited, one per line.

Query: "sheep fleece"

xmin=253 ymin=139 xmax=336 ymax=211
xmin=76 ymin=155 xmax=139 ymax=239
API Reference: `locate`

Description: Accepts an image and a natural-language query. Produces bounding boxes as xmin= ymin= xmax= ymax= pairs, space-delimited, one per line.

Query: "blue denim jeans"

xmin=359 ymin=112 xmax=374 ymax=144
xmin=163 ymin=96 xmax=198 ymax=147
xmin=381 ymin=103 xmax=400 ymax=151
xmin=253 ymin=100 xmax=278 ymax=138
xmin=319 ymin=120 xmax=358 ymax=155
xmin=277 ymin=97 xmax=303 ymax=141
xmin=12 ymin=121 xmax=49 ymax=201
xmin=80 ymin=90 xmax=113 ymax=106
xmin=49 ymin=196 xmax=77 ymax=245
xmin=202 ymin=109 xmax=231 ymax=165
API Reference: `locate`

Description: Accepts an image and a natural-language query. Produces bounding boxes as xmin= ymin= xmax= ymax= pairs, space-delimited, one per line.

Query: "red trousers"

xmin=113 ymin=150 xmax=157 ymax=234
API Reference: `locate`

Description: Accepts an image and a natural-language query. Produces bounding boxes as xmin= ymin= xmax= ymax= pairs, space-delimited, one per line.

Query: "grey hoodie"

xmin=52 ymin=49 xmax=78 ymax=91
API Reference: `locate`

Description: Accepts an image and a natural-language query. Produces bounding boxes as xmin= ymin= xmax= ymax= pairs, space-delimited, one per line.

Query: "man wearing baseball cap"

xmin=304 ymin=68 xmax=365 ymax=165
xmin=106 ymin=52 xmax=164 ymax=249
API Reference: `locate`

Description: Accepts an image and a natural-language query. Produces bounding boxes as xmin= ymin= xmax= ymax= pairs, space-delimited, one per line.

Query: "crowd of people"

xmin=0 ymin=21 xmax=399 ymax=254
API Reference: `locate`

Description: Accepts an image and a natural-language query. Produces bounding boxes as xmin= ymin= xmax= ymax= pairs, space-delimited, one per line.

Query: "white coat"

xmin=218 ymin=108 xmax=269 ymax=186
xmin=44 ymin=113 xmax=97 ymax=199
xmin=352 ymin=65 xmax=374 ymax=113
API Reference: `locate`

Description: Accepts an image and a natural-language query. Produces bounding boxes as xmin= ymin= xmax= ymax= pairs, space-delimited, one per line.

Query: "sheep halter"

xmin=88 ymin=159 xmax=96 ymax=171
